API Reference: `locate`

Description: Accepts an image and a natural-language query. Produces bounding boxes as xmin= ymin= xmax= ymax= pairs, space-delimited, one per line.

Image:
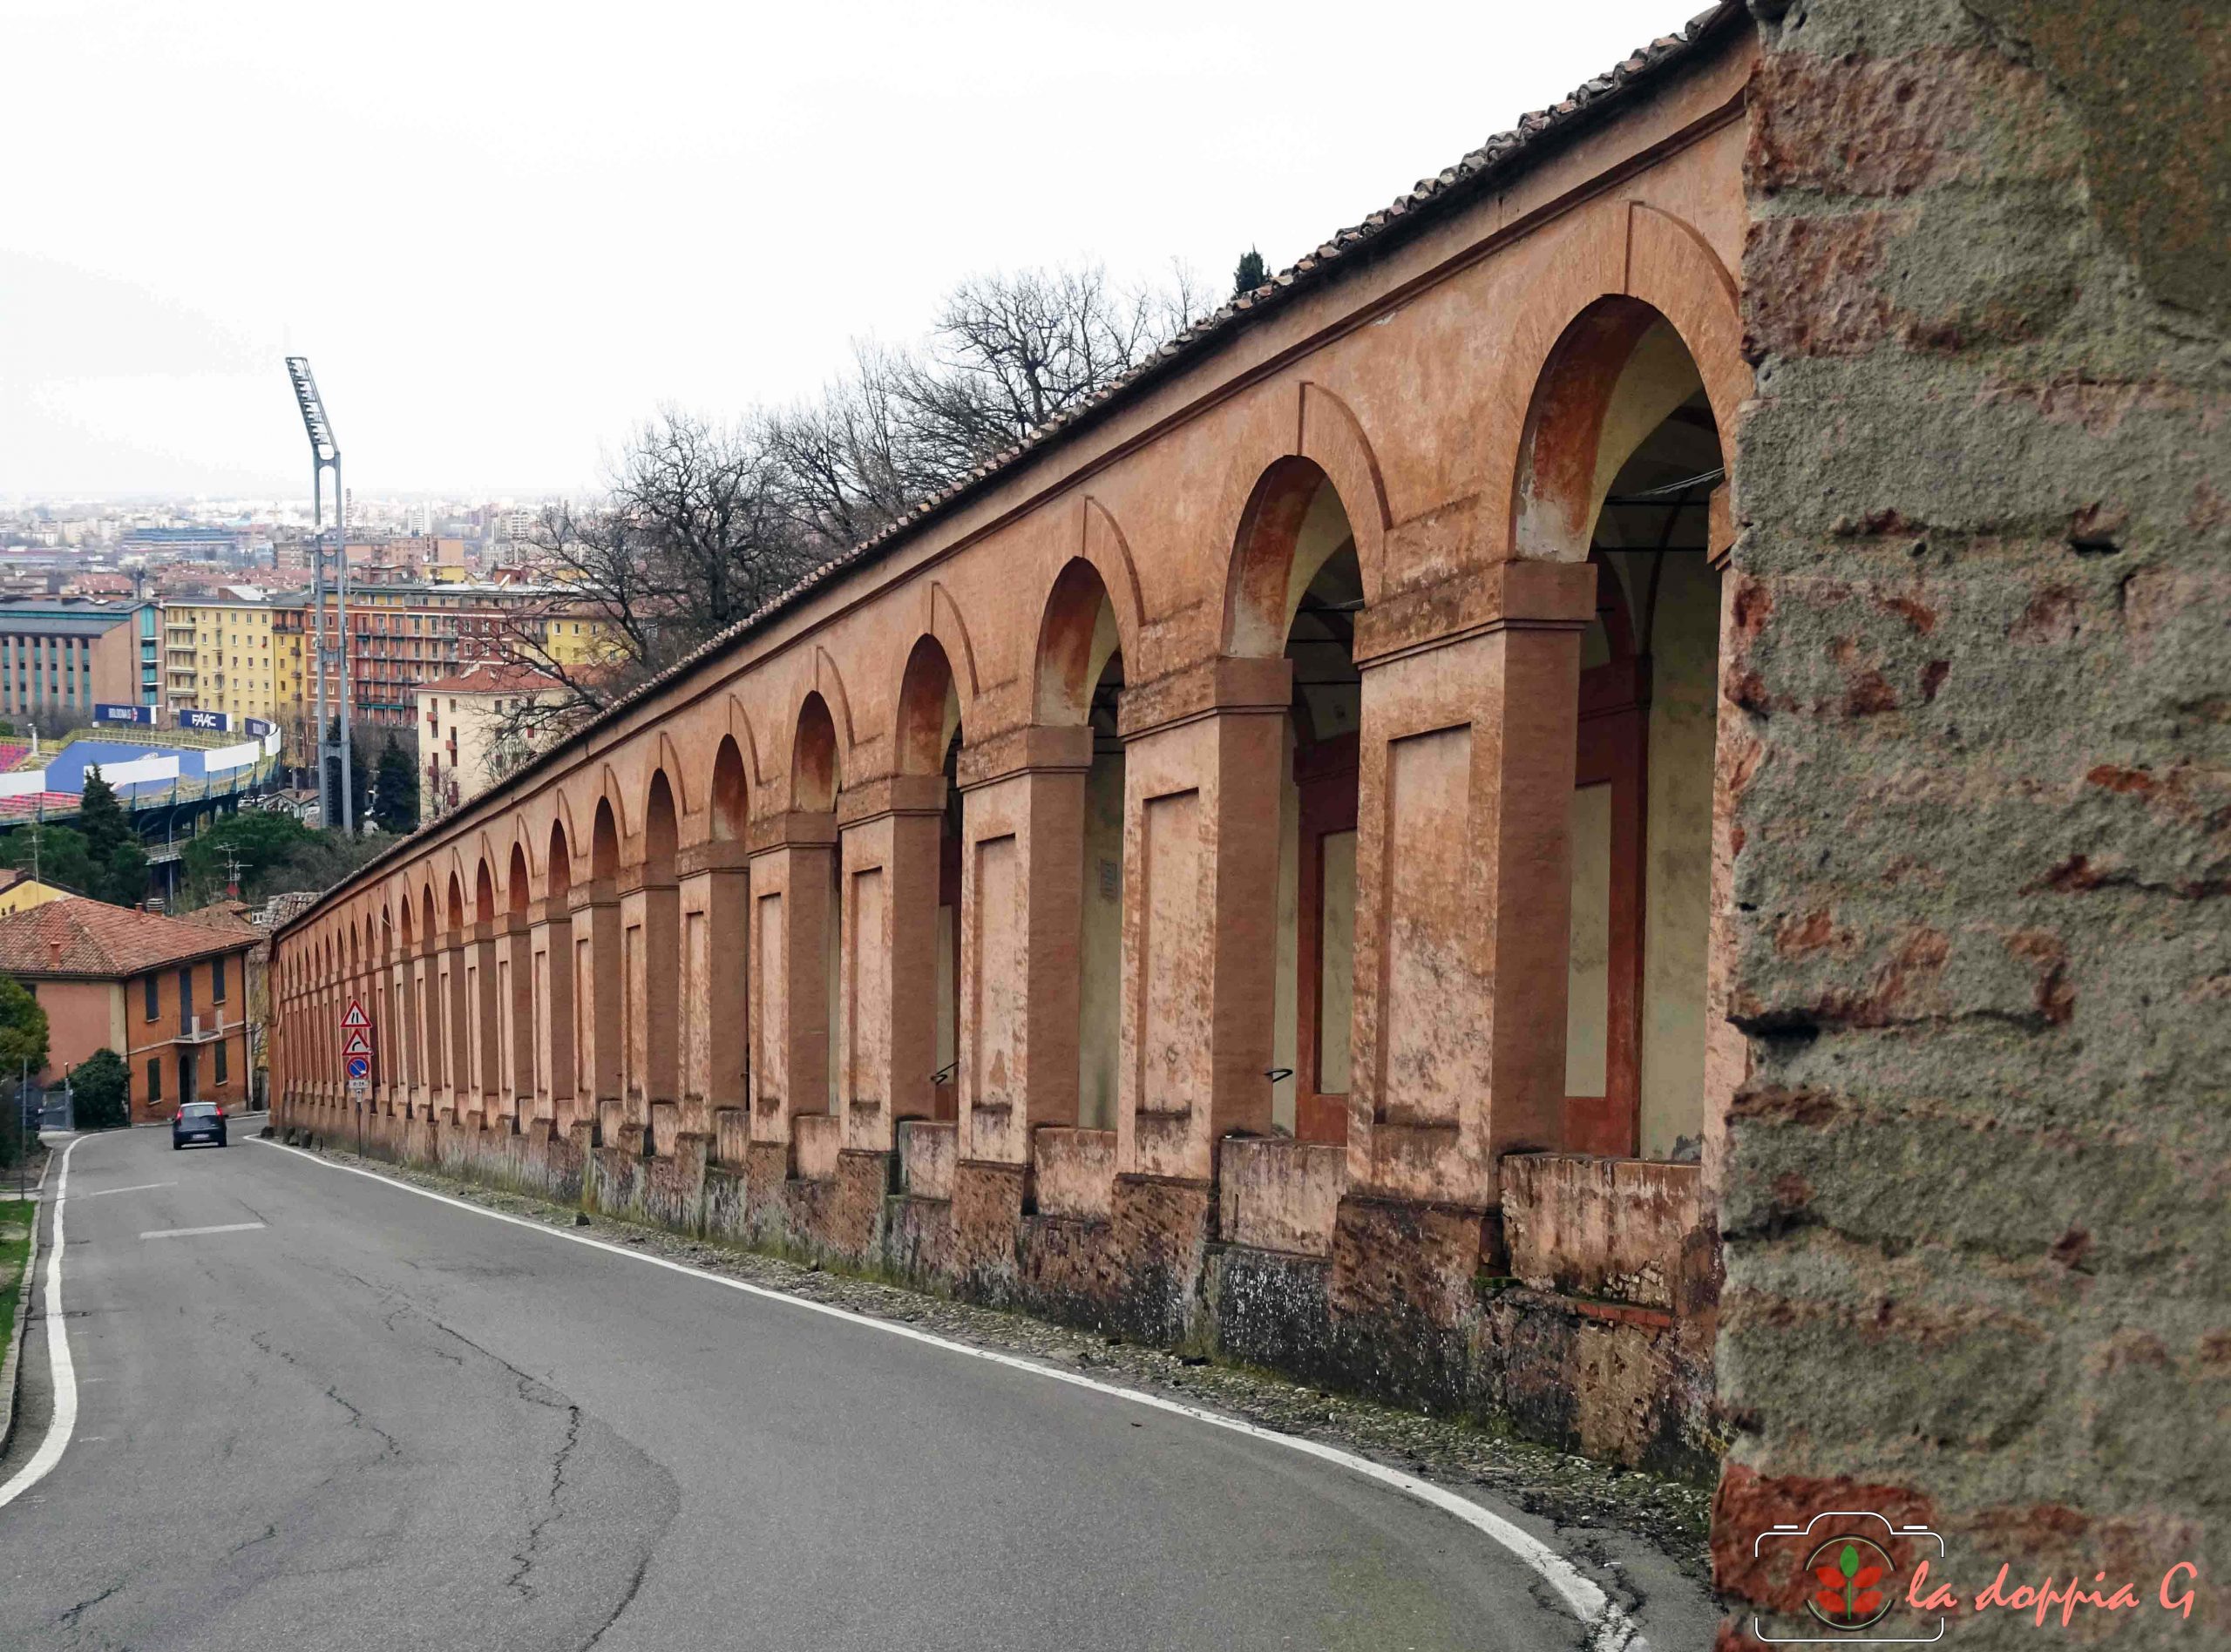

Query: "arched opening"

xmin=1227 ymin=459 xmax=1361 ymax=1144
xmin=701 ymin=735 xmax=751 ymax=1125
xmin=591 ymin=798 xmax=620 ymax=884
xmin=1524 ymin=299 xmax=1726 ymax=1161
xmin=645 ymin=772 xmax=678 ymax=882
xmin=445 ymin=871 xmax=469 ymax=1106
xmin=711 ymin=737 xmax=748 ymax=843
xmin=792 ymin=695 xmax=838 ymax=815
xmin=583 ymin=798 xmax=625 ymax=1126
xmin=634 ymin=769 xmax=682 ymax=1121
xmin=544 ymin=818 xmax=574 ymax=1116
xmin=1035 ymin=559 xmax=1124 ymax=1129
xmin=505 ymin=843 xmax=532 ymax=1113
xmin=547 ymin=820 xmax=572 ymax=898
xmin=793 ymin=693 xmax=842 ymax=1115
xmin=898 ymin=637 xmax=964 ymax=1122
xmin=420 ymin=882 xmax=442 ymax=1100
xmin=475 ymin=859 xmax=496 ymax=926
xmin=379 ymin=904 xmax=397 ymax=1110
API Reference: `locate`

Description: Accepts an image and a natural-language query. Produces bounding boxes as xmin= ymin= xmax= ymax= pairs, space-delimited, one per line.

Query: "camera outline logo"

xmin=1752 ymin=1510 xmax=1948 ymax=1645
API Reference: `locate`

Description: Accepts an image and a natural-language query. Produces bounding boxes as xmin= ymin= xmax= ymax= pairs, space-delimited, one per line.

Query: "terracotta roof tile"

xmin=0 ymin=896 xmax=257 ymax=979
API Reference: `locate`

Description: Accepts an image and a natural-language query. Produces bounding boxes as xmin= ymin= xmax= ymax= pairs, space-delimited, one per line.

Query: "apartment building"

xmin=0 ymin=896 xmax=258 ymax=1119
xmin=160 ymin=591 xmax=281 ymax=721
xmin=414 ymin=662 xmax=561 ymax=823
xmin=0 ymin=598 xmax=159 ymax=721
xmin=273 ymin=582 xmax=609 ymax=731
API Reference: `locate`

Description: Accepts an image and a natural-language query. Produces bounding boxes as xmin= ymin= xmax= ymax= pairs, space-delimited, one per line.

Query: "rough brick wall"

xmin=1719 ymin=1 xmax=2228 ymax=1642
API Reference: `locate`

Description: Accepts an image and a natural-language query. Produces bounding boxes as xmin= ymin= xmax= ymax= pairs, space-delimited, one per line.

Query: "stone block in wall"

xmin=742 ymin=1141 xmax=789 ymax=1234
xmin=593 ymin=1144 xmax=648 ymax=1219
xmin=951 ymin=1161 xmax=1025 ymax=1294
xmin=799 ymin=1150 xmax=888 ymax=1264
xmin=702 ymin=1164 xmax=748 ymax=1240
xmin=793 ymin=1114 xmax=842 ymax=1181
xmin=712 ymin=1107 xmax=749 ymax=1168
xmin=1109 ymin=1175 xmax=1213 ymax=1346
xmin=595 ymin=1097 xmax=625 ymax=1148
xmin=1330 ymin=1194 xmax=1486 ymax=1330
xmin=641 ymin=1131 xmax=707 ymax=1231
xmin=898 ymin=1120 xmax=956 ymax=1201
xmin=1501 ymin=1154 xmax=1700 ymax=1311
xmin=1033 ymin=1127 xmax=1116 ymax=1221
xmin=884 ymin=1193 xmax=953 ymax=1283
xmin=1217 ymin=1137 xmax=1347 ymax=1256
xmin=649 ymin=1100 xmax=680 ymax=1159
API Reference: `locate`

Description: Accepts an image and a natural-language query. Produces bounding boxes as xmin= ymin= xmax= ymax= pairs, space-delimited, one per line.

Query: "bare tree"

xmin=492 ymin=262 xmax=1204 ymax=754
xmin=900 ymin=263 xmax=1202 ymax=470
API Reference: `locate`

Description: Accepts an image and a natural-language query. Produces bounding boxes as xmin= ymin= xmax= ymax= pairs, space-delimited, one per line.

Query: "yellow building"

xmin=160 ymin=592 xmax=280 ymax=723
xmin=0 ymin=872 xmax=72 ymax=916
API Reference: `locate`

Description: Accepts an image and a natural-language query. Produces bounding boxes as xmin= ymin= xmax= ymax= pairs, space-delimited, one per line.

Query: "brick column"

xmin=620 ymin=865 xmax=680 ymax=1141
xmin=1115 ymin=658 xmax=1291 ymax=1184
xmin=955 ymin=725 xmax=1092 ymax=1169
xmin=1346 ymin=559 xmax=1593 ymax=1211
xmin=835 ymin=775 xmax=945 ymax=1153
xmin=568 ymin=877 xmax=623 ymax=1145
xmin=530 ymin=895 xmax=576 ymax=1133
xmin=678 ymin=842 xmax=749 ymax=1139
xmin=745 ymin=811 xmax=837 ymax=1161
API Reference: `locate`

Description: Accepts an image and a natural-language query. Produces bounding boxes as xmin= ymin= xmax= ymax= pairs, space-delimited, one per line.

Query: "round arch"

xmin=791 ymin=693 xmax=840 ymax=814
xmin=894 ymin=636 xmax=965 ymax=776
xmin=1034 ymin=559 xmax=1125 ymax=727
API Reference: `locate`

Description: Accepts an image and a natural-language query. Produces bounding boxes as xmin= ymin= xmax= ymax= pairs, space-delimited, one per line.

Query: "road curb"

xmin=0 ymin=1150 xmax=53 ymax=1458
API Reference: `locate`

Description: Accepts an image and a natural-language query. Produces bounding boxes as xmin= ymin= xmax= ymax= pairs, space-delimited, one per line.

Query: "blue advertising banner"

xmin=92 ymin=702 xmax=159 ymax=727
xmin=177 ymin=708 xmax=233 ymax=733
xmin=244 ymin=717 xmax=275 ymax=738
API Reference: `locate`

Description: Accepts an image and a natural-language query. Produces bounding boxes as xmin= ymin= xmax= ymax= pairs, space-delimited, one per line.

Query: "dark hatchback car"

xmin=173 ymin=1102 xmax=227 ymax=1150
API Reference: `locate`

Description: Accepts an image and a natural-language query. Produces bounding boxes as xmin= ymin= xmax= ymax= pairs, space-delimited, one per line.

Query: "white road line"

xmin=138 ymin=1222 xmax=265 ymax=1241
xmin=76 ymin=1181 xmax=176 ymax=1200
xmin=0 ymin=1134 xmax=93 ymax=1510
xmin=251 ymin=1138 xmax=1645 ymax=1649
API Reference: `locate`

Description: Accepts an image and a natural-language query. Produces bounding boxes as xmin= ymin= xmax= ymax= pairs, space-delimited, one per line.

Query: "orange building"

xmin=0 ymin=897 xmax=259 ymax=1119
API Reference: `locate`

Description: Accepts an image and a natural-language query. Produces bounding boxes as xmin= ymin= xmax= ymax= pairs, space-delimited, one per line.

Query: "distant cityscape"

xmin=0 ymin=493 xmax=612 ymax=827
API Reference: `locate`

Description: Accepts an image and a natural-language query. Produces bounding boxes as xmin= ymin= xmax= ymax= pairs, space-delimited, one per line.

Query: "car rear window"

xmin=180 ymin=1104 xmax=220 ymax=1120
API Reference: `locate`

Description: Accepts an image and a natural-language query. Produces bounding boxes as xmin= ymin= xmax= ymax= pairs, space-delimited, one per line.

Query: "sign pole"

xmin=341 ymin=997 xmax=374 ymax=1161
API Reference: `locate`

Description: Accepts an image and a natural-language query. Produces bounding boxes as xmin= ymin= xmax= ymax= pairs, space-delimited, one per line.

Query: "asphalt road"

xmin=1 ymin=1124 xmax=1648 ymax=1651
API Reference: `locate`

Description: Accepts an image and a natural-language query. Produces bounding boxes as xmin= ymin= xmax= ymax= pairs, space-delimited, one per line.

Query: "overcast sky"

xmin=3 ymin=1 xmax=1694 ymax=502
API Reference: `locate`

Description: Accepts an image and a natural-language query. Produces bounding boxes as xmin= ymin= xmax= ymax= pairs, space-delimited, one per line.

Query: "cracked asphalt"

xmin=0 ymin=1125 xmax=1717 ymax=1650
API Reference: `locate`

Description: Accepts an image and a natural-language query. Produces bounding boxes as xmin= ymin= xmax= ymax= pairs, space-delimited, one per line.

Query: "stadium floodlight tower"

xmin=284 ymin=356 xmax=353 ymax=834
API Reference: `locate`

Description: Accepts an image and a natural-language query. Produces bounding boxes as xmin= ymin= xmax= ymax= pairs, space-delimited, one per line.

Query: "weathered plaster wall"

xmin=1717 ymin=0 xmax=2228 ymax=1641
xmin=1638 ymin=549 xmax=1719 ymax=1159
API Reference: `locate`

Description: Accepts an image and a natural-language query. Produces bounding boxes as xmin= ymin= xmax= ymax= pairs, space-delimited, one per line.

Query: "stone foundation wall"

xmin=1720 ymin=1 xmax=2228 ymax=1640
xmin=276 ymin=1093 xmax=1720 ymax=1479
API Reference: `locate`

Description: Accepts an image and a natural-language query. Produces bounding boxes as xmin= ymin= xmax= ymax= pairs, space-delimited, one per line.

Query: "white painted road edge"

xmin=252 ymin=1137 xmax=1647 ymax=1650
xmin=0 ymin=1133 xmax=92 ymax=1510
